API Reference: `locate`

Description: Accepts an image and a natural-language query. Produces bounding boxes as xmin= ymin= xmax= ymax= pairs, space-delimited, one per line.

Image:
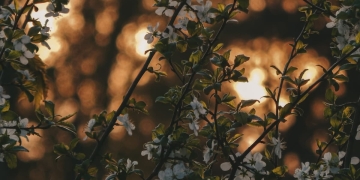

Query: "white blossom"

xmin=178 ymin=1 xmax=196 ymax=19
xmin=269 ymin=133 xmax=286 ymax=159
xmin=141 ymin=143 xmax=158 ymax=160
xmin=193 ymin=0 xmax=215 ymax=23
xmin=18 ymin=117 xmax=29 ymax=141
xmin=0 ymin=86 xmax=10 ymax=106
xmin=125 ymin=158 xmax=138 ymax=172
xmin=117 ymin=114 xmax=135 ymax=136
xmin=190 ymin=97 xmax=206 ymax=119
xmin=144 ymin=22 xmax=160 ymax=44
xmin=322 ymin=151 xmax=345 ymax=174
xmin=0 ymin=4 xmax=15 ymax=20
xmin=45 ymin=3 xmax=69 ymax=17
xmin=162 ymin=26 xmax=178 ymax=43
xmin=351 ymin=156 xmax=360 ymax=165
xmin=293 ymin=162 xmax=311 ymax=180
xmin=203 ymin=139 xmax=217 ymax=163
xmin=355 ymin=125 xmax=360 ymax=140
xmin=313 ymin=165 xmax=332 ymax=180
xmin=175 ymin=17 xmax=189 ymax=30
xmin=83 ymin=118 xmax=95 ymax=140
xmin=19 ymin=45 xmax=34 ymax=65
xmin=172 ymin=162 xmax=188 ymax=179
xmin=188 ymin=118 xmax=199 ymax=136
xmin=244 ymin=152 xmax=267 ymax=174
xmin=13 ymin=35 xmax=31 ymax=51
xmin=155 ymin=0 xmax=178 ymax=17
xmin=0 ymin=121 xmax=18 ymax=141
xmin=158 ymin=164 xmax=173 ymax=180
xmin=220 ymin=152 xmax=241 ymax=171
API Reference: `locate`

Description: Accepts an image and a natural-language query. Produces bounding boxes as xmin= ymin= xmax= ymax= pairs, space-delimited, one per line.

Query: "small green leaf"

xmin=5 ymin=153 xmax=17 ymax=169
xmin=272 ymin=166 xmax=288 ymax=176
xmin=44 ymin=100 xmax=55 ymax=118
xmin=55 ymin=121 xmax=77 ymax=135
xmin=325 ymin=89 xmax=337 ymax=103
xmin=333 ymin=74 xmax=348 ymax=82
xmin=1 ymin=111 xmax=18 ymax=121
xmin=279 ymin=103 xmax=292 ymax=119
xmin=176 ymin=40 xmax=188 ymax=53
xmin=342 ymin=44 xmax=354 ymax=55
xmin=6 ymin=50 xmax=22 ymax=60
xmin=234 ymin=54 xmax=249 ymax=67
xmin=189 ymin=50 xmax=203 ymax=64
xmin=240 ymin=99 xmax=259 ymax=108
xmin=285 ymin=66 xmax=298 ymax=75
xmin=270 ymin=65 xmax=282 ymax=75
xmin=212 ymin=43 xmax=223 ymax=52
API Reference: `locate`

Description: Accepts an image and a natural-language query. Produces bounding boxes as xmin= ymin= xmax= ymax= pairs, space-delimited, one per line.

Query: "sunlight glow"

xmin=135 ymin=28 xmax=152 ymax=57
xmin=233 ymin=68 xmax=267 ymax=100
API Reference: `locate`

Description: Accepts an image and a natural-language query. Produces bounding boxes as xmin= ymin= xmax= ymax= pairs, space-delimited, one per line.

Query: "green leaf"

xmin=295 ymin=40 xmax=307 ymax=53
xmin=285 ymin=66 xmax=298 ymax=75
xmin=330 ymin=116 xmax=341 ymax=129
xmin=234 ymin=54 xmax=249 ymax=67
xmin=325 ymin=89 xmax=337 ymax=103
xmin=279 ymin=103 xmax=292 ymax=119
xmin=189 ymin=50 xmax=203 ymax=64
xmin=356 ymin=32 xmax=360 ymax=44
xmin=28 ymin=26 xmax=42 ymax=37
xmin=1 ymin=111 xmax=18 ymax=121
xmin=55 ymin=121 xmax=77 ymax=135
xmin=58 ymin=112 xmax=77 ymax=122
xmin=152 ymin=123 xmax=165 ymax=140
xmin=272 ymin=166 xmax=288 ymax=176
xmin=270 ymin=65 xmax=282 ymax=75
xmin=4 ymin=28 xmax=13 ymax=39
xmin=10 ymin=146 xmax=29 ymax=152
xmin=44 ymin=100 xmax=55 ymax=118
xmin=227 ymin=133 xmax=243 ymax=143
xmin=237 ymin=0 xmax=249 ymax=13
xmin=212 ymin=43 xmax=223 ymax=52
xmin=223 ymin=50 xmax=231 ymax=61
xmin=204 ymin=85 xmax=214 ymax=95
xmin=13 ymin=29 xmax=25 ymax=39
xmin=6 ymin=50 xmax=22 ymax=60
xmin=342 ymin=44 xmax=354 ymax=55
xmin=339 ymin=63 xmax=355 ymax=71
xmin=240 ymin=99 xmax=259 ymax=108
xmin=5 ymin=153 xmax=17 ymax=169
xmin=69 ymin=138 xmax=80 ymax=150
xmin=53 ymin=143 xmax=70 ymax=155
xmin=176 ymin=40 xmax=188 ymax=53
xmin=233 ymin=112 xmax=249 ymax=125
xmin=333 ymin=74 xmax=348 ymax=82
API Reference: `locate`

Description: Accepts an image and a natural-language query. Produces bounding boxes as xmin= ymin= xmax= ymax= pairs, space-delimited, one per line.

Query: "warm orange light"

xmin=249 ymin=0 xmax=266 ymax=12
xmin=233 ymin=68 xmax=267 ymax=101
xmin=135 ymin=28 xmax=153 ymax=57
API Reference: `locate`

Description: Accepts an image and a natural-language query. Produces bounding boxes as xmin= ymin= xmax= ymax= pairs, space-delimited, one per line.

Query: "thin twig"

xmin=229 ymin=43 xmax=360 ymax=179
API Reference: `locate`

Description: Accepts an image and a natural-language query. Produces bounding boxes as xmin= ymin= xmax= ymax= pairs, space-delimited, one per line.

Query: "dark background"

xmin=1 ymin=0 xmax=360 ymax=179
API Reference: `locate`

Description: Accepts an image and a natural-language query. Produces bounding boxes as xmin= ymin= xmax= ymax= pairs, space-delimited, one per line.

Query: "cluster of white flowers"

xmin=294 ymin=152 xmax=360 ymax=179
xmin=221 ymin=152 xmax=268 ymax=179
xmin=144 ymin=0 xmax=215 ymax=44
xmin=83 ymin=113 xmax=135 ymax=141
xmin=0 ymin=117 xmax=29 ymax=142
xmin=326 ymin=6 xmax=360 ymax=54
xmin=0 ymin=86 xmax=10 ymax=106
xmin=158 ymin=162 xmax=192 ymax=180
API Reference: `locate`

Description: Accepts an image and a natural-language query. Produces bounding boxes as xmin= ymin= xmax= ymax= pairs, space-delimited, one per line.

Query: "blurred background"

xmin=1 ymin=0 xmax=360 ymax=179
